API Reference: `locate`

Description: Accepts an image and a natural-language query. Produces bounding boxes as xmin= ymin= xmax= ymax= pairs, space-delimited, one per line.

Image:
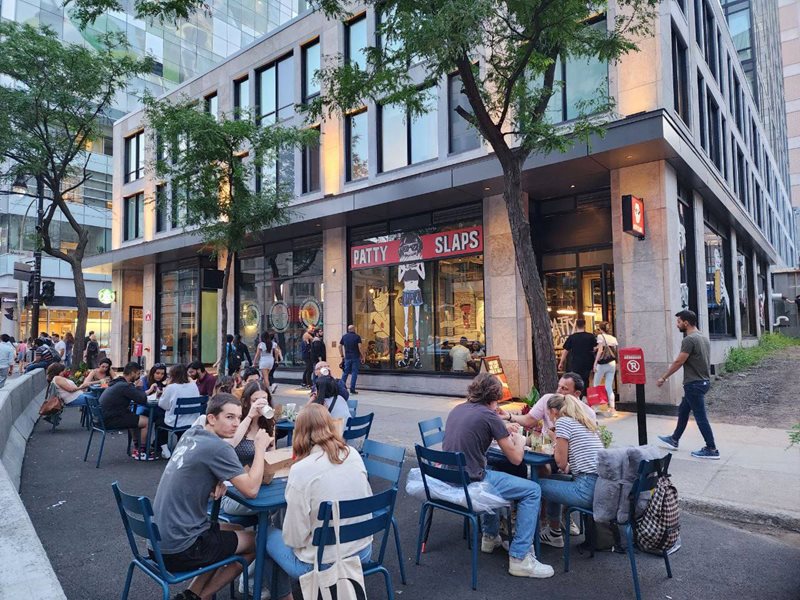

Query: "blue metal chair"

xmin=312 ymin=488 xmax=397 ymax=599
xmin=83 ymin=395 xmax=132 ymax=468
xmin=343 ymin=412 xmax=374 ymax=451
xmin=347 ymin=398 xmax=358 ymax=417
xmin=156 ymin=396 xmax=208 ymax=451
xmin=361 ymin=439 xmax=407 ymax=585
xmin=112 ymin=482 xmax=248 ymax=600
xmin=417 ymin=417 xmax=445 ymax=448
xmin=414 ymin=444 xmax=482 ymax=590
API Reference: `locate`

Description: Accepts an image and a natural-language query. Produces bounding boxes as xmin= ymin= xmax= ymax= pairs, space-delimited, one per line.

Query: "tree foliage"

xmin=0 ymin=22 xmax=150 ymax=358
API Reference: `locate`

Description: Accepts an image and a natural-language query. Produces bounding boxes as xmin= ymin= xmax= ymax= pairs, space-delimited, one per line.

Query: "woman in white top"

xmin=537 ymin=394 xmax=604 ymax=548
xmin=593 ymin=321 xmax=619 ymax=413
xmin=81 ymin=358 xmax=117 ymax=387
xmin=158 ymin=363 xmax=201 ymax=428
xmin=46 ymin=363 xmax=93 ymax=406
xmin=265 ymin=403 xmax=373 ymax=600
xmin=311 ymin=375 xmax=351 ymax=423
xmin=254 ymin=331 xmax=275 ymax=384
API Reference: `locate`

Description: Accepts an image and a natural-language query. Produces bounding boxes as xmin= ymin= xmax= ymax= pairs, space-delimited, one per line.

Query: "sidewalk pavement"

xmin=272 ymin=384 xmax=800 ymax=531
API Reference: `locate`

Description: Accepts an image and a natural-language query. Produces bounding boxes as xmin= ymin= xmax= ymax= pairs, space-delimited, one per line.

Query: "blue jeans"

xmin=265 ymin=527 xmax=372 ymax=598
xmin=342 ymin=358 xmax=360 ymax=392
xmin=481 ymin=470 xmax=541 ymax=560
xmin=672 ymin=379 xmax=716 ymax=449
xmin=538 ymin=474 xmax=598 ymax=522
xmin=25 ymin=361 xmax=49 ymax=373
xmin=0 ymin=367 xmax=8 ymax=389
xmin=67 ymin=392 xmax=94 ymax=408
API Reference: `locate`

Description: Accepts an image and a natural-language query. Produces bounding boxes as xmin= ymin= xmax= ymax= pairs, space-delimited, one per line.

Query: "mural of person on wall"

xmin=397 ymin=232 xmax=425 ymax=369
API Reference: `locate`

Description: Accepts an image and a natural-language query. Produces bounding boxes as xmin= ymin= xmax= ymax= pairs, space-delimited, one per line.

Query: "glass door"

xmin=128 ymin=306 xmax=143 ymax=363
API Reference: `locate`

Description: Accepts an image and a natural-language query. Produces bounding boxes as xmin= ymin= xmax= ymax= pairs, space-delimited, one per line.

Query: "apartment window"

xmin=727 ymin=7 xmax=752 ymax=62
xmin=671 ymin=27 xmax=689 ymax=125
xmin=256 ymin=54 xmax=294 ymax=125
xmin=124 ymin=193 xmax=144 ymax=241
xmin=703 ymin=8 xmax=716 ymax=78
xmin=697 ymin=75 xmax=707 ymax=151
xmin=302 ymin=40 xmax=321 ymax=102
xmin=234 ymin=77 xmax=250 ymax=119
xmin=733 ymin=74 xmax=742 ymax=131
xmin=707 ymin=94 xmax=720 ymax=170
xmin=346 ymin=14 xmax=368 ymax=70
xmin=170 ymin=183 xmax=182 ymax=229
xmin=103 ymin=136 xmax=114 ymax=156
xmin=205 ymin=93 xmax=218 ymax=120
xmin=346 ymin=109 xmax=368 ymax=181
xmin=124 ymin=131 xmax=144 ymax=183
xmin=258 ymin=147 xmax=295 ymax=196
xmin=301 ymin=128 xmax=321 ymax=193
xmin=448 ymin=74 xmax=480 ymax=154
xmin=377 ymin=6 xmax=403 ymax=57
xmin=736 ymin=147 xmax=746 ymax=205
xmin=379 ymin=88 xmax=438 ymax=172
xmin=156 ymin=184 xmax=167 ymax=233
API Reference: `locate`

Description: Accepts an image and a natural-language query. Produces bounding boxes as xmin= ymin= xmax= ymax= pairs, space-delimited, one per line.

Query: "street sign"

xmin=13 ymin=262 xmax=32 ymax=282
xmin=619 ymin=347 xmax=646 ymax=384
xmin=144 ymin=310 xmax=152 ymax=322
xmin=621 ymin=195 xmax=646 ymax=239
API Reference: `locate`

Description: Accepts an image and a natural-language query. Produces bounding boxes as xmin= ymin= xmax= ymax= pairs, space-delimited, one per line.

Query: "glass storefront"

xmin=236 ymin=236 xmax=323 ymax=367
xmin=349 ymin=206 xmax=485 ymax=374
xmin=19 ymin=307 xmax=111 ymax=348
xmin=158 ymin=267 xmax=199 ymax=364
xmin=704 ymin=220 xmax=733 ymax=336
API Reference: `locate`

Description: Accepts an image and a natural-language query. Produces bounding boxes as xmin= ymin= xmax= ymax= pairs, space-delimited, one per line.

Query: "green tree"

xmin=0 ymin=22 xmax=150 ymax=360
xmin=144 ymin=97 xmax=317 ymax=366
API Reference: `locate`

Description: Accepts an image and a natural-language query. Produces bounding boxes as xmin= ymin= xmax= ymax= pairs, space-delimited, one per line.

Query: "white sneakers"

xmin=269 ymin=383 xmax=278 ymax=394
xmin=508 ymin=553 xmax=555 ymax=578
xmin=539 ymin=525 xmax=565 ymax=548
xmin=480 ymin=534 xmax=509 ymax=553
xmin=569 ymin=518 xmax=581 ymax=537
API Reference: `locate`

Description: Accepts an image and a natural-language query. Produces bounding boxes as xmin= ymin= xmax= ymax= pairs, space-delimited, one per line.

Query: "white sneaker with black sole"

xmin=480 ymin=534 xmax=509 ymax=553
xmin=508 ymin=553 xmax=554 ymax=578
xmin=539 ymin=525 xmax=564 ymax=548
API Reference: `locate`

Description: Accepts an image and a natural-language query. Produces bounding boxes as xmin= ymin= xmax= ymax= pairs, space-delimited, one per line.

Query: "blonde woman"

xmin=265 ymin=403 xmax=372 ymax=600
xmin=538 ymin=394 xmax=604 ymax=548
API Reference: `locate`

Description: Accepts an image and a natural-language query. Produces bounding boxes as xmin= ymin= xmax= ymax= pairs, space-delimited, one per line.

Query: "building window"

xmin=346 ymin=109 xmax=368 ymax=181
xmin=737 ymin=249 xmax=753 ymax=336
xmin=302 ymin=39 xmax=320 ymax=102
xmin=697 ymin=75 xmax=707 ymax=151
xmin=345 ymin=14 xmax=368 ymax=70
xmin=256 ymin=54 xmax=294 ymax=125
xmin=379 ymin=89 xmax=438 ymax=172
xmin=234 ymin=77 xmax=250 ymax=119
xmin=703 ymin=7 xmax=717 ymax=79
xmin=704 ymin=221 xmax=733 ymax=336
xmin=158 ymin=267 xmax=199 ymax=364
xmin=258 ymin=147 xmax=295 ymax=196
xmin=301 ymin=128 xmax=320 ymax=193
xmin=156 ymin=184 xmax=167 ymax=233
xmin=448 ymin=74 xmax=480 ymax=154
xmin=671 ymin=27 xmax=689 ymax=126
xmin=124 ymin=193 xmax=144 ymax=241
xmin=677 ymin=191 xmax=696 ymax=313
xmin=124 ymin=131 xmax=144 ymax=183
xmin=205 ymin=92 xmax=218 ymax=120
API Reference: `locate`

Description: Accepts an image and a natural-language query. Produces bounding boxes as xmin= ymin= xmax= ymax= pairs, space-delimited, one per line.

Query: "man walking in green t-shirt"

xmin=656 ymin=310 xmax=720 ymax=460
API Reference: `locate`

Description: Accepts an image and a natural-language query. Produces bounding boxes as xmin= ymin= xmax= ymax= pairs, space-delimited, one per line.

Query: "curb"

xmin=680 ymin=495 xmax=800 ymax=533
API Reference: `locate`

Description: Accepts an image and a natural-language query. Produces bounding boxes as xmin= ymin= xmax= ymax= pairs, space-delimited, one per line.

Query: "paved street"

xmin=18 ymin=389 xmax=800 ymax=600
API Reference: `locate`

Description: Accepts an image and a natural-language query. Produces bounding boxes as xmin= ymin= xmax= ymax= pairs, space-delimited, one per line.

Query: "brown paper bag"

xmin=262 ymin=447 xmax=294 ymax=484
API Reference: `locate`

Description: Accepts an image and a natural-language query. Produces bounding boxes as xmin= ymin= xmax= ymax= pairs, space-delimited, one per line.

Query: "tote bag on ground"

xmin=299 ymin=501 xmax=368 ymax=600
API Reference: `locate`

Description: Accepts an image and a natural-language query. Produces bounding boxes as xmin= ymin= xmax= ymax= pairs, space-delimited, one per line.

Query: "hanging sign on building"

xmin=621 ymin=195 xmax=646 ymax=239
xmin=97 ymin=288 xmax=115 ymax=304
xmin=350 ymin=225 xmax=483 ymax=270
xmin=481 ymin=355 xmax=513 ymax=401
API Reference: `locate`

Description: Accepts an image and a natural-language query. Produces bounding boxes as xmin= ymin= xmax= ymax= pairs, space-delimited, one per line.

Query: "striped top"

xmin=555 ymin=416 xmax=603 ymax=475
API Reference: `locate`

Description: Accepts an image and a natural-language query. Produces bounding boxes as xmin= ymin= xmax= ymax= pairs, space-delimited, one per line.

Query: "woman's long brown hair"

xmin=292 ymin=403 xmax=349 ymax=464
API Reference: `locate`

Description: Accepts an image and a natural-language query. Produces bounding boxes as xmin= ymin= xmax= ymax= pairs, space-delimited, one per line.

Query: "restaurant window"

xmin=346 ymin=109 xmax=368 ymax=181
xmin=704 ymin=220 xmax=733 ymax=336
xmin=205 ymin=92 xmax=218 ymax=120
xmin=671 ymin=27 xmax=689 ymax=126
xmin=677 ymin=191 xmax=697 ymax=312
xmin=234 ymin=77 xmax=250 ymax=119
xmin=124 ymin=193 xmax=144 ymax=241
xmin=349 ymin=206 xmax=485 ymax=374
xmin=346 ymin=14 xmax=368 ymax=71
xmin=379 ymin=88 xmax=437 ymax=172
xmin=302 ymin=40 xmax=320 ymax=102
xmin=448 ymin=74 xmax=480 ymax=154
xmin=256 ymin=54 xmax=294 ymax=125
xmin=158 ymin=267 xmax=199 ymax=364
xmin=737 ymin=249 xmax=754 ymax=336
xmin=236 ymin=237 xmax=323 ymax=367
xmin=124 ymin=131 xmax=144 ymax=183
xmin=302 ymin=127 xmax=321 ymax=193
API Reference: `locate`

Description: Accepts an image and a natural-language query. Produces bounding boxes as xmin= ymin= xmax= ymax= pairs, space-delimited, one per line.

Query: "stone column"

xmin=142 ymin=264 xmax=156 ymax=368
xmin=323 ymin=227 xmax=347 ymax=378
xmin=109 ymin=268 xmax=123 ymax=365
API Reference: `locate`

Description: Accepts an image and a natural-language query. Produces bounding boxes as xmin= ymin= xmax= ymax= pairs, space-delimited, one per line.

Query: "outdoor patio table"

xmin=223 ymin=478 xmax=288 ymax=600
xmin=275 ymin=420 xmax=294 ymax=446
xmin=486 ymin=447 xmax=555 ymax=482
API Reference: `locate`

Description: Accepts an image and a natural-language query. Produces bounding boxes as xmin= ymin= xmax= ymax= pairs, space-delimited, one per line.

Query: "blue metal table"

xmin=275 ymin=420 xmax=295 ymax=446
xmin=486 ymin=447 xmax=555 ymax=482
xmin=224 ymin=479 xmax=288 ymax=600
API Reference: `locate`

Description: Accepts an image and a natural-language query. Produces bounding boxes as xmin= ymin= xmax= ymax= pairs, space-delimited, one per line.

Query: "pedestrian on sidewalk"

xmin=339 ymin=324 xmax=364 ymax=394
xmin=592 ymin=322 xmax=618 ymax=415
xmin=310 ymin=329 xmax=326 ymax=384
xmin=299 ymin=327 xmax=314 ymax=389
xmin=0 ymin=334 xmax=15 ymax=389
xmin=559 ymin=319 xmax=596 ymax=394
xmin=657 ymin=309 xmax=720 ymax=460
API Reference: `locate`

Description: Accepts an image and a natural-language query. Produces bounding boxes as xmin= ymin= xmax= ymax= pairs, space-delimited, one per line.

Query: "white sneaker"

xmin=269 ymin=383 xmax=278 ymax=394
xmin=508 ymin=553 xmax=554 ymax=578
xmin=569 ymin=518 xmax=581 ymax=537
xmin=238 ymin=566 xmax=271 ymax=598
xmin=160 ymin=444 xmax=171 ymax=459
xmin=539 ymin=525 xmax=564 ymax=548
xmin=480 ymin=534 xmax=508 ymax=553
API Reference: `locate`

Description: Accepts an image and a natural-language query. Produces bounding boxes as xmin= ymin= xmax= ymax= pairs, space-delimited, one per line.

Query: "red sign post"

xmin=619 ymin=346 xmax=648 ymax=444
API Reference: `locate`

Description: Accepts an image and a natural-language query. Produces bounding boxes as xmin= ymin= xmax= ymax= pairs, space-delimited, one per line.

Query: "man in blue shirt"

xmin=339 ymin=325 xmax=364 ymax=394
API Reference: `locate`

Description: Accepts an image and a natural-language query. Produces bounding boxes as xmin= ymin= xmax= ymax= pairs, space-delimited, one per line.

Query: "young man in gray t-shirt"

xmin=656 ymin=310 xmax=719 ymax=459
xmin=152 ymin=394 xmax=270 ymax=600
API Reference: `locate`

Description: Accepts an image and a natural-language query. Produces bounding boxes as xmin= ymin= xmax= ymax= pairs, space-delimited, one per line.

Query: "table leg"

xmin=144 ymin=406 xmax=155 ymax=457
xmin=252 ymin=511 xmax=269 ymax=600
xmin=286 ymin=429 xmax=293 ymax=446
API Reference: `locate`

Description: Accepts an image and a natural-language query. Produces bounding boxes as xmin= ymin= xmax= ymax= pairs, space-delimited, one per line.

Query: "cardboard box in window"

xmin=262 ymin=447 xmax=294 ymax=484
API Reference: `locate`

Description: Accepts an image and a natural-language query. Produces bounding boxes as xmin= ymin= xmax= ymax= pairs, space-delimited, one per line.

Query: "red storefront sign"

xmin=350 ymin=225 xmax=483 ymax=270
xmin=619 ymin=347 xmax=646 ymax=385
xmin=621 ymin=194 xmax=646 ymax=239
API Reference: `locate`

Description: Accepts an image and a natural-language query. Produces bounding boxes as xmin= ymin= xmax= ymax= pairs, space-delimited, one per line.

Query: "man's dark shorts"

xmin=157 ymin=522 xmax=239 ymax=572
xmin=103 ymin=412 xmax=140 ymax=430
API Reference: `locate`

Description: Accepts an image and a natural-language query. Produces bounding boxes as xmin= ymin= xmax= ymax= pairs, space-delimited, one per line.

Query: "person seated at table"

xmin=307 ymin=361 xmax=349 ymax=403
xmin=310 ymin=374 xmax=351 ymax=423
xmin=152 ymin=393 xmax=268 ymax=600
xmin=82 ymin=358 xmax=117 ymax=387
xmin=46 ymin=363 xmax=94 ymax=407
xmin=137 ymin=362 xmax=167 ymax=394
xmin=537 ymin=394 xmax=604 ymax=548
xmin=442 ymin=372 xmax=554 ymax=579
xmin=188 ymin=360 xmax=217 ymax=398
xmin=233 ymin=367 xmax=260 ymax=399
xmin=219 ymin=381 xmax=277 ymax=517
xmin=98 ymin=362 xmax=151 ymax=460
xmin=159 ymin=364 xmax=202 ymax=430
xmin=25 ymin=337 xmax=56 ymax=372
xmin=265 ymin=403 xmax=373 ymax=600
xmin=214 ymin=375 xmax=236 ymax=395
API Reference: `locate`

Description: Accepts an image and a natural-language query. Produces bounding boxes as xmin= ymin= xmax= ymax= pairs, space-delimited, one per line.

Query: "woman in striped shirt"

xmin=538 ymin=394 xmax=604 ymax=548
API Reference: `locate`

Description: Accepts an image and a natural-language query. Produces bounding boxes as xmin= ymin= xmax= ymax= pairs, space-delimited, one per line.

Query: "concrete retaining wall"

xmin=0 ymin=371 xmax=67 ymax=599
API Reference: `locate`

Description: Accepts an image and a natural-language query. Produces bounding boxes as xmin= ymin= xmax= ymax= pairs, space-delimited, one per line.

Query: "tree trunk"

xmin=501 ymin=158 xmax=558 ymax=394
xmin=218 ymin=248 xmax=234 ymax=373
xmin=71 ymin=260 xmax=88 ymax=363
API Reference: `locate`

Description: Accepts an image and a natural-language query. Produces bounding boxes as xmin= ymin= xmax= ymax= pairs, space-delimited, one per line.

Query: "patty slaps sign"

xmin=350 ymin=226 xmax=483 ymax=269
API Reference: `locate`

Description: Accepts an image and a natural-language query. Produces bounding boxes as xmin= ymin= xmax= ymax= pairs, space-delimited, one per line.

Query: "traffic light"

xmin=41 ymin=280 xmax=55 ymax=305
xmin=3 ymin=307 xmax=14 ymax=321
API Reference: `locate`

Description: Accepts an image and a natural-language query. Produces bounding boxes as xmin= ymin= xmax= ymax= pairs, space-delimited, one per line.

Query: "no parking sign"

xmin=619 ymin=347 xmax=646 ymax=385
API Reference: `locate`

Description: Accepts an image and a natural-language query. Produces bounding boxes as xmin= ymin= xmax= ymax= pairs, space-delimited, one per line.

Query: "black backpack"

xmin=227 ymin=343 xmax=242 ymax=369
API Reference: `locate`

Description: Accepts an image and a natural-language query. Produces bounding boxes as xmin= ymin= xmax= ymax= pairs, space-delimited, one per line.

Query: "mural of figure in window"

xmin=678 ymin=216 xmax=689 ymax=309
xmin=711 ymin=247 xmax=730 ymax=325
xmin=397 ymin=232 xmax=425 ymax=368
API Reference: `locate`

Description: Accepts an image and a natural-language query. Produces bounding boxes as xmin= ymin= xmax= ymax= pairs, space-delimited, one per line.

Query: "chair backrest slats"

xmin=112 ymin=482 xmax=170 ymax=575
xmin=86 ymin=395 xmax=105 ymax=427
xmin=628 ymin=454 xmax=672 ymax=519
xmin=343 ymin=413 xmax=374 ymax=443
xmin=347 ymin=398 xmax=358 ymax=417
xmin=414 ymin=444 xmax=473 ymax=512
xmin=361 ymin=439 xmax=405 ymax=486
xmin=418 ymin=417 xmax=445 ymax=448
xmin=173 ymin=396 xmax=208 ymax=416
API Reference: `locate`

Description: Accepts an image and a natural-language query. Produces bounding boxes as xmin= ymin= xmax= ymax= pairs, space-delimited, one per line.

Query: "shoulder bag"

xmin=39 ymin=382 xmax=64 ymax=416
xmin=597 ymin=334 xmax=617 ymax=364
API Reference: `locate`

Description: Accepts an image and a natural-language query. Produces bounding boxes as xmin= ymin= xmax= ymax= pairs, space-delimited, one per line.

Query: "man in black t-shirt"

xmin=99 ymin=362 xmax=151 ymax=459
xmin=558 ymin=319 xmax=596 ymax=392
xmin=339 ymin=325 xmax=364 ymax=394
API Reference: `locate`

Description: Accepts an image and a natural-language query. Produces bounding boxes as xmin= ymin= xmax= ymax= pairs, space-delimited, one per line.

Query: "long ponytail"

xmin=546 ymin=394 xmax=598 ymax=432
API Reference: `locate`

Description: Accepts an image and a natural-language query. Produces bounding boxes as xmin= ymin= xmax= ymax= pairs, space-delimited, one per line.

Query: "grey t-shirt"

xmin=152 ymin=426 xmax=244 ymax=554
xmin=442 ymin=401 xmax=509 ymax=481
xmin=681 ymin=331 xmax=711 ymax=383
